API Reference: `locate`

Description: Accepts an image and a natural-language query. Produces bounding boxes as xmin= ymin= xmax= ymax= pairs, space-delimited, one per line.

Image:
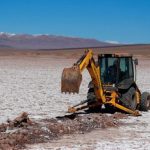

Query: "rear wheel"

xmin=140 ymin=92 xmax=150 ymax=111
xmin=128 ymin=88 xmax=137 ymax=110
xmin=86 ymin=88 xmax=102 ymax=112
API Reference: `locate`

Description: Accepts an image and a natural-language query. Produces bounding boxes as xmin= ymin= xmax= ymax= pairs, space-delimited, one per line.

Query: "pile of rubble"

xmin=0 ymin=112 xmax=126 ymax=150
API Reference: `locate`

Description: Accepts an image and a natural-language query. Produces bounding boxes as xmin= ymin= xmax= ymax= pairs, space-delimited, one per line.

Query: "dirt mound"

xmin=0 ymin=112 xmax=126 ymax=150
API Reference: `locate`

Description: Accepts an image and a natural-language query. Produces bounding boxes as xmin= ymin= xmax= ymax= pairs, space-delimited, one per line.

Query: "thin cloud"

xmin=105 ymin=40 xmax=120 ymax=44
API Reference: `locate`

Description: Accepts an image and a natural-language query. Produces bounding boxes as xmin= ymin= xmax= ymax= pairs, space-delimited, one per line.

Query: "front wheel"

xmin=87 ymin=88 xmax=102 ymax=112
xmin=105 ymin=104 xmax=116 ymax=113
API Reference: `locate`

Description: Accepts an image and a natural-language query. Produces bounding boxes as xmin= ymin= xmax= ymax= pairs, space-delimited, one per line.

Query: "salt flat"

xmin=0 ymin=56 xmax=149 ymax=149
xmin=0 ymin=56 xmax=90 ymax=123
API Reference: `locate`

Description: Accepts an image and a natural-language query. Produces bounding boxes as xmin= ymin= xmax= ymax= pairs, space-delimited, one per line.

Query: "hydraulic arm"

xmin=61 ymin=49 xmax=106 ymax=102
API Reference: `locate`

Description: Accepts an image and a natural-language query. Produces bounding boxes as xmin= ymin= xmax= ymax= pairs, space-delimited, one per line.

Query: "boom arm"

xmin=61 ymin=49 xmax=106 ymax=103
xmin=78 ymin=50 xmax=106 ymax=103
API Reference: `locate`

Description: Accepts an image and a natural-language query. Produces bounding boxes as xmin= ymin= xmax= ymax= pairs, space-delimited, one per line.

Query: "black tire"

xmin=129 ymin=88 xmax=137 ymax=110
xmin=86 ymin=88 xmax=101 ymax=112
xmin=140 ymin=92 xmax=150 ymax=111
xmin=105 ymin=104 xmax=116 ymax=113
xmin=120 ymin=87 xmax=137 ymax=110
xmin=87 ymin=88 xmax=95 ymax=100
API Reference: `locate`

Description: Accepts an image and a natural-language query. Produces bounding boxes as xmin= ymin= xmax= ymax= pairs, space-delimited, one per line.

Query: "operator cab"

xmin=98 ymin=54 xmax=138 ymax=89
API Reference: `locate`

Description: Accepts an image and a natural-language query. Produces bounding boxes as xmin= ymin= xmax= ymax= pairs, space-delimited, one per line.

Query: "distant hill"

xmin=0 ymin=32 xmax=117 ymax=49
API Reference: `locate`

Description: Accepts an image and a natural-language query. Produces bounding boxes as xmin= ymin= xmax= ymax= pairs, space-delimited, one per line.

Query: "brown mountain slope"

xmin=0 ymin=44 xmax=149 ymax=57
xmin=0 ymin=33 xmax=115 ymax=49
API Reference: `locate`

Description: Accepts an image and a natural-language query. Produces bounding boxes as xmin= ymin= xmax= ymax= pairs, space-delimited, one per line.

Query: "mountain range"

xmin=0 ymin=32 xmax=117 ymax=49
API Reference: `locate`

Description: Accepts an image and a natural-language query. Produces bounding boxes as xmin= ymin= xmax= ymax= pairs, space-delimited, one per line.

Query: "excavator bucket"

xmin=61 ymin=66 xmax=82 ymax=93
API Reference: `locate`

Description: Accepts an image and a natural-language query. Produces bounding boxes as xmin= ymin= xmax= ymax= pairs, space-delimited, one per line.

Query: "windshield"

xmin=100 ymin=57 xmax=134 ymax=84
xmin=100 ymin=57 xmax=118 ymax=84
xmin=119 ymin=57 xmax=134 ymax=82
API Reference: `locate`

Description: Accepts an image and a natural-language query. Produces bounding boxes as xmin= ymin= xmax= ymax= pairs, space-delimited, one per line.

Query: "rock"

xmin=12 ymin=112 xmax=32 ymax=127
xmin=0 ymin=124 xmax=7 ymax=132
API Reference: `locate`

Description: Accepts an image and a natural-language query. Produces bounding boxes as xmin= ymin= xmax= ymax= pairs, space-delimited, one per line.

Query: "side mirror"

xmin=134 ymin=58 xmax=138 ymax=65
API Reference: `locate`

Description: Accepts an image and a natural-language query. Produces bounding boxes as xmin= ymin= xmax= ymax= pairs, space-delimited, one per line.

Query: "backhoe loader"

xmin=61 ymin=49 xmax=150 ymax=116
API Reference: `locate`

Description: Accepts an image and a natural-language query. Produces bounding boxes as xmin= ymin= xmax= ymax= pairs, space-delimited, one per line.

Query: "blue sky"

xmin=0 ymin=0 xmax=150 ymax=43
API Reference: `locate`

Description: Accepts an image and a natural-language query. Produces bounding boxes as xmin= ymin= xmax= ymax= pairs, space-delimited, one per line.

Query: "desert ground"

xmin=0 ymin=46 xmax=150 ymax=149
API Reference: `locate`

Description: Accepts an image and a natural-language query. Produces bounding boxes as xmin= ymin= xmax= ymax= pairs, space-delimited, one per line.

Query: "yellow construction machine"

xmin=61 ymin=49 xmax=150 ymax=116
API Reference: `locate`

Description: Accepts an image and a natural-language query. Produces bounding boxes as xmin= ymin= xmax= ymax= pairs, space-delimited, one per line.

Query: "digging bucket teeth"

xmin=61 ymin=66 xmax=82 ymax=93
